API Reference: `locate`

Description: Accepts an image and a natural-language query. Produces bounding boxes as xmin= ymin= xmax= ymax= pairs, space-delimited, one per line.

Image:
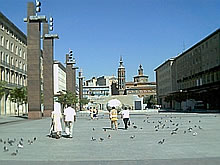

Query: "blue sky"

xmin=1 ymin=0 xmax=220 ymax=81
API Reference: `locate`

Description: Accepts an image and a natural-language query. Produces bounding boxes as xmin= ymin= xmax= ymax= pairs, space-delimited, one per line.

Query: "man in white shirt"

xmin=64 ymin=104 xmax=76 ymax=138
xmin=121 ymin=107 xmax=130 ymax=130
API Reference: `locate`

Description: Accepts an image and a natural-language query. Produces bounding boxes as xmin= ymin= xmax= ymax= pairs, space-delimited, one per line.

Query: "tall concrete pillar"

xmin=66 ymin=52 xmax=78 ymax=95
xmin=24 ymin=2 xmax=47 ymax=119
xmin=42 ymin=23 xmax=58 ymax=117
xmin=78 ymin=69 xmax=84 ymax=111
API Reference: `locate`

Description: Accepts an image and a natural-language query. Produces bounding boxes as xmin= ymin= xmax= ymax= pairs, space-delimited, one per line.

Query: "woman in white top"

xmin=50 ymin=102 xmax=63 ymax=138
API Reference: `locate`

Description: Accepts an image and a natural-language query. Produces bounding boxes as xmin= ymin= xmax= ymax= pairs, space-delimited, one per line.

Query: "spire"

xmin=119 ymin=56 xmax=124 ymax=68
xmin=138 ymin=64 xmax=143 ymax=75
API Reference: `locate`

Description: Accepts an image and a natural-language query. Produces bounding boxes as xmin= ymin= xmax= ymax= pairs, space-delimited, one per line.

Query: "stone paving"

xmin=0 ymin=111 xmax=220 ymax=165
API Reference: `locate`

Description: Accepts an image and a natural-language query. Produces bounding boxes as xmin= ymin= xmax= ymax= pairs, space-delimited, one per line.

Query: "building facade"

xmin=155 ymin=29 xmax=220 ymax=111
xmin=126 ymin=65 xmax=156 ymax=98
xmin=154 ymin=58 xmax=175 ymax=108
xmin=54 ymin=60 xmax=66 ymax=95
xmin=0 ymin=12 xmax=27 ymax=115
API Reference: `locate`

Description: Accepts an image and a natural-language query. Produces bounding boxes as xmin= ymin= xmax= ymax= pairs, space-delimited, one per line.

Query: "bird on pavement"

xmin=92 ymin=128 xmax=95 ymax=131
xmin=99 ymin=137 xmax=104 ymax=142
xmin=33 ymin=137 xmax=37 ymax=141
xmin=108 ymin=134 xmax=111 ymax=139
xmin=193 ymin=132 xmax=198 ymax=136
xmin=3 ymin=146 xmax=9 ymax=152
xmin=11 ymin=150 xmax=18 ymax=156
xmin=17 ymin=142 xmax=24 ymax=149
xmin=158 ymin=139 xmax=165 ymax=144
xmin=91 ymin=137 xmax=96 ymax=141
xmin=130 ymin=135 xmax=135 ymax=139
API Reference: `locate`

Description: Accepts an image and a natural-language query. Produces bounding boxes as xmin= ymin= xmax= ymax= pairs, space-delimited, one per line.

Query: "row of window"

xmin=0 ymin=22 xmax=26 ymax=46
xmin=178 ymin=71 xmax=220 ymax=90
xmin=0 ymin=69 xmax=27 ymax=86
xmin=0 ymin=35 xmax=26 ymax=59
xmin=0 ymin=51 xmax=26 ymax=72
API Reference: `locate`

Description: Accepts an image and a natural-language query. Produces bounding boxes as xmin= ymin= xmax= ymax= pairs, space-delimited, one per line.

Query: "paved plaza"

xmin=0 ymin=111 xmax=220 ymax=165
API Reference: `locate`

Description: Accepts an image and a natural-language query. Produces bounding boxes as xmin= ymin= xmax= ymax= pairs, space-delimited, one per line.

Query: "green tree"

xmin=56 ymin=91 xmax=78 ymax=111
xmin=9 ymin=87 xmax=27 ymax=116
xmin=79 ymin=98 xmax=90 ymax=110
xmin=144 ymin=95 xmax=157 ymax=108
xmin=0 ymin=81 xmax=7 ymax=113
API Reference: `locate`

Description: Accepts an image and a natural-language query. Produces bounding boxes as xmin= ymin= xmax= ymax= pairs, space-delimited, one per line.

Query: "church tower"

xmin=118 ymin=56 xmax=126 ymax=95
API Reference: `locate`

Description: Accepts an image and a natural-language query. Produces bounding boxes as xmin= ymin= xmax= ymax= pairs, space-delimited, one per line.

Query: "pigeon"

xmin=92 ymin=128 xmax=95 ymax=131
xmin=99 ymin=137 xmax=104 ymax=142
xmin=28 ymin=140 xmax=33 ymax=145
xmin=158 ymin=139 xmax=165 ymax=144
xmin=33 ymin=137 xmax=37 ymax=141
xmin=183 ymin=130 xmax=187 ymax=134
xmin=103 ymin=128 xmax=107 ymax=132
xmin=17 ymin=143 xmax=24 ymax=149
xmin=199 ymin=120 xmax=201 ymax=123
xmin=8 ymin=138 xmax=15 ymax=146
xmin=0 ymin=138 xmax=3 ymax=143
xmin=188 ymin=127 xmax=193 ymax=132
xmin=108 ymin=134 xmax=111 ymax=139
xmin=133 ymin=125 xmax=137 ymax=129
xmin=11 ymin=150 xmax=18 ymax=156
xmin=198 ymin=126 xmax=202 ymax=129
xmin=91 ymin=137 xmax=96 ymax=141
xmin=3 ymin=146 xmax=9 ymax=152
xmin=171 ymin=131 xmax=177 ymax=135
xmin=173 ymin=128 xmax=178 ymax=132
xmin=193 ymin=132 xmax=197 ymax=136
xmin=130 ymin=135 xmax=135 ymax=139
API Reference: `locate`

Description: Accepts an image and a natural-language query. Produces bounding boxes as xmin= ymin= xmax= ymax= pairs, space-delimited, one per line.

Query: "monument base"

xmin=28 ymin=111 xmax=42 ymax=119
xmin=43 ymin=109 xmax=52 ymax=117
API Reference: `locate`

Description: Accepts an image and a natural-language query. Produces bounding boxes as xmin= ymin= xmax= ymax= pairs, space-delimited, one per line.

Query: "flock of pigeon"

xmin=1 ymin=137 xmax=37 ymax=156
xmin=89 ymin=114 xmax=206 ymax=145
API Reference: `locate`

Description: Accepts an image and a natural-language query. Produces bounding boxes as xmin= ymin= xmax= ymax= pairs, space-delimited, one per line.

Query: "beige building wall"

xmin=176 ymin=31 xmax=220 ymax=90
xmin=0 ymin=12 xmax=27 ymax=115
xmin=155 ymin=59 xmax=175 ymax=108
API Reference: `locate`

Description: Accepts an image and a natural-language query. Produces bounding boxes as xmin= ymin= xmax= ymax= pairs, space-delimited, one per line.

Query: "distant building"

xmin=83 ymin=75 xmax=116 ymax=98
xmin=53 ymin=60 xmax=66 ymax=95
xmin=0 ymin=12 xmax=27 ymax=115
xmin=126 ymin=64 xmax=156 ymax=98
xmin=154 ymin=58 xmax=175 ymax=108
xmin=155 ymin=29 xmax=220 ymax=111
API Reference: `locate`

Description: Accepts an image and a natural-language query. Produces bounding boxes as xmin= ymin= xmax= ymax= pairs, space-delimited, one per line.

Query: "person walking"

xmin=109 ymin=107 xmax=118 ymax=130
xmin=64 ymin=104 xmax=76 ymax=138
xmin=121 ymin=107 xmax=130 ymax=130
xmin=50 ymin=102 xmax=62 ymax=139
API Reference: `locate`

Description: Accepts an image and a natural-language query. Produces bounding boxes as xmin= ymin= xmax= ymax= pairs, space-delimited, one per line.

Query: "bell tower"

xmin=117 ymin=56 xmax=126 ymax=95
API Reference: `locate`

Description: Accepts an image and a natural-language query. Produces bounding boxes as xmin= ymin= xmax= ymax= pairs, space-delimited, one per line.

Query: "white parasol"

xmin=106 ymin=99 xmax=122 ymax=111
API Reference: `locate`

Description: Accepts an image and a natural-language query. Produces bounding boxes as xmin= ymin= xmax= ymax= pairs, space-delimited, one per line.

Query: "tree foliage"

xmin=143 ymin=95 xmax=157 ymax=107
xmin=9 ymin=87 xmax=27 ymax=116
xmin=79 ymin=98 xmax=90 ymax=105
xmin=56 ymin=91 xmax=78 ymax=109
xmin=0 ymin=81 xmax=7 ymax=99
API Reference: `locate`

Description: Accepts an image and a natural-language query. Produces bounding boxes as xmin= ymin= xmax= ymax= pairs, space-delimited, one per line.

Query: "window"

xmin=16 ymin=46 xmax=18 ymax=55
xmin=0 ymin=22 xmax=4 ymax=30
xmin=6 ymin=40 xmax=9 ymax=49
xmin=11 ymin=43 xmax=14 ymax=52
xmin=0 ymin=36 xmax=4 ymax=46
